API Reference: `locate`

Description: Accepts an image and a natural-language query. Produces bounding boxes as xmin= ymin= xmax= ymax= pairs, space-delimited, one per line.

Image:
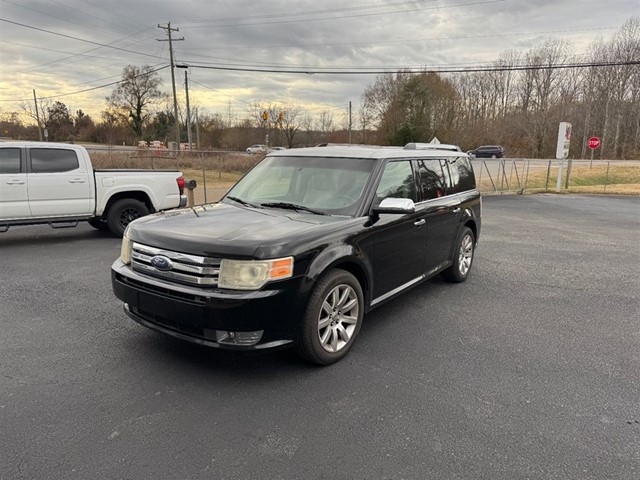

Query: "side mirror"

xmin=372 ymin=197 xmax=415 ymax=215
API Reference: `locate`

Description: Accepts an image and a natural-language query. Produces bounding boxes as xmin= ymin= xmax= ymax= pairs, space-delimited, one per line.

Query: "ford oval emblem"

xmin=150 ymin=255 xmax=173 ymax=272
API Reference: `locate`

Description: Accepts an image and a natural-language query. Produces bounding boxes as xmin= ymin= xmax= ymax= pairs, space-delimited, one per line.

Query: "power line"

xmin=0 ymin=18 xmax=164 ymax=60
xmin=5 ymin=40 xmax=132 ymax=61
xmin=181 ymin=0 xmax=439 ymax=24
xmin=182 ymin=0 xmax=510 ymax=29
xmin=8 ymin=31 xmax=159 ymax=76
xmin=177 ymin=26 xmax=618 ymax=53
xmin=3 ymin=0 xmax=127 ymax=37
xmin=77 ymin=0 xmax=144 ymax=31
xmin=177 ymin=60 xmax=640 ymax=75
xmin=0 ymin=65 xmax=169 ymax=103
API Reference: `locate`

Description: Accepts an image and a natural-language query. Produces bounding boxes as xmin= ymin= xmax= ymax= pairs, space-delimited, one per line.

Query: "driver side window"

xmin=375 ymin=161 xmax=416 ymax=203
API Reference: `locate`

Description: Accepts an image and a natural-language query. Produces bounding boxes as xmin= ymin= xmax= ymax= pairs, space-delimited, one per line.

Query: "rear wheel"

xmin=295 ymin=269 xmax=364 ymax=365
xmin=106 ymin=198 xmax=149 ymax=237
xmin=441 ymin=227 xmax=475 ymax=283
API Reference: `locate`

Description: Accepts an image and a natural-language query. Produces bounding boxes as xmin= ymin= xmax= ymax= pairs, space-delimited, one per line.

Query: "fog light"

xmin=215 ymin=330 xmax=263 ymax=346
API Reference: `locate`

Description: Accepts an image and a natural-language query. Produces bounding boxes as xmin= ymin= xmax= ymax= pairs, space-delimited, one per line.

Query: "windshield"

xmin=224 ymin=155 xmax=375 ymax=216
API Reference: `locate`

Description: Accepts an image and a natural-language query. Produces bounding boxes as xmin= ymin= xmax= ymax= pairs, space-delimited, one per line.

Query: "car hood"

xmin=128 ymin=202 xmax=346 ymax=258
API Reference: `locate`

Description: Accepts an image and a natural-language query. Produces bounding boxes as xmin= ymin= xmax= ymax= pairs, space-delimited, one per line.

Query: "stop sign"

xmin=588 ymin=137 xmax=601 ymax=149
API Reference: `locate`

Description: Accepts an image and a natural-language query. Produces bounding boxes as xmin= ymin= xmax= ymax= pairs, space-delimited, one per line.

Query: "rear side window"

xmin=375 ymin=160 xmax=417 ymax=202
xmin=449 ymin=157 xmax=476 ymax=192
xmin=30 ymin=148 xmax=80 ymax=173
xmin=415 ymin=159 xmax=446 ymax=200
xmin=441 ymin=157 xmax=475 ymax=194
xmin=0 ymin=148 xmax=21 ymax=174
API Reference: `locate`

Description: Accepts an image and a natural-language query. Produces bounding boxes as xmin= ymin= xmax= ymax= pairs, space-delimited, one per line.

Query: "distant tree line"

xmin=361 ymin=17 xmax=640 ymax=159
xmin=1 ymin=17 xmax=637 ymax=158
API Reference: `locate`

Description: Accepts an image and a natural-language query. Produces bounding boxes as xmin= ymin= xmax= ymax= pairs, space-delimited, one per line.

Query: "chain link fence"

xmin=86 ymin=146 xmax=640 ymax=206
xmin=472 ymin=158 xmax=640 ymax=195
xmin=86 ymin=146 xmax=260 ymax=205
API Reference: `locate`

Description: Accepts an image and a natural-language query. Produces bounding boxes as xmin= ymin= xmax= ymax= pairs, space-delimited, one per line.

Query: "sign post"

xmin=555 ymin=122 xmax=571 ymax=192
xmin=588 ymin=136 xmax=600 ymax=168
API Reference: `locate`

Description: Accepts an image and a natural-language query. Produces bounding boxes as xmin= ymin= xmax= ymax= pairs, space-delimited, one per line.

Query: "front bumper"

xmin=111 ymin=259 xmax=305 ymax=350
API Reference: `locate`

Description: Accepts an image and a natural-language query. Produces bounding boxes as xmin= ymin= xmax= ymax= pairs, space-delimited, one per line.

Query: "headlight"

xmin=120 ymin=227 xmax=133 ymax=265
xmin=218 ymin=257 xmax=293 ymax=290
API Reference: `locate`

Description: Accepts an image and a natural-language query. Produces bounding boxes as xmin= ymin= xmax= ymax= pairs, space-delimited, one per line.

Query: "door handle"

xmin=6 ymin=180 xmax=25 ymax=185
xmin=414 ymin=219 xmax=426 ymax=226
xmin=452 ymin=207 xmax=461 ymax=214
xmin=68 ymin=179 xmax=86 ymax=184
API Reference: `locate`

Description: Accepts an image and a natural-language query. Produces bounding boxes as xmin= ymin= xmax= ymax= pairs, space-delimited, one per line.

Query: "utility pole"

xmin=157 ymin=22 xmax=183 ymax=150
xmin=183 ymin=70 xmax=192 ymax=149
xmin=195 ymin=108 xmax=200 ymax=149
xmin=348 ymin=101 xmax=352 ymax=144
xmin=33 ymin=89 xmax=42 ymax=141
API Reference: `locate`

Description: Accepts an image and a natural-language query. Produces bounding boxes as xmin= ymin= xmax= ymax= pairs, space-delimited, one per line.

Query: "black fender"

xmin=298 ymin=243 xmax=374 ymax=309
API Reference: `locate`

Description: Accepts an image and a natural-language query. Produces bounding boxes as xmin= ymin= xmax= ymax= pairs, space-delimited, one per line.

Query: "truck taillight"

xmin=176 ymin=176 xmax=185 ymax=195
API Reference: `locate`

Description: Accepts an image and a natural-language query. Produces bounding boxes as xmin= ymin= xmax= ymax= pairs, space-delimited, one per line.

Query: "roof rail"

xmin=316 ymin=143 xmax=383 ymax=148
xmin=404 ymin=142 xmax=462 ymax=152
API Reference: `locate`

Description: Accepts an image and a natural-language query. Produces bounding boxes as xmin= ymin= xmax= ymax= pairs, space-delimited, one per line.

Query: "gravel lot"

xmin=1 ymin=194 xmax=639 ymax=480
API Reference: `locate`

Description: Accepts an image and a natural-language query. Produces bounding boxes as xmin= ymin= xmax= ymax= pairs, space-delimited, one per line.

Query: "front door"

xmin=369 ymin=160 xmax=426 ymax=301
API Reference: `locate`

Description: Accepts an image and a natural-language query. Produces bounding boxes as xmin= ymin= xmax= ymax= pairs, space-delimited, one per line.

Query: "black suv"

xmin=111 ymin=144 xmax=481 ymax=364
xmin=467 ymin=145 xmax=505 ymax=158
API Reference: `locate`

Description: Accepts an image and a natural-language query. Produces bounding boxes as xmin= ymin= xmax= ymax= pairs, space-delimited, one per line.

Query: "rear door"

xmin=27 ymin=147 xmax=92 ymax=217
xmin=0 ymin=147 xmax=30 ymax=219
xmin=417 ymin=158 xmax=462 ymax=271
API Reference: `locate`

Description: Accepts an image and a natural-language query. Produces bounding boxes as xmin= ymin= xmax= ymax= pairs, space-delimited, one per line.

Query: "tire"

xmin=491 ymin=154 xmax=497 ymax=159
xmin=441 ymin=227 xmax=475 ymax=283
xmin=88 ymin=218 xmax=109 ymax=231
xmin=106 ymin=198 xmax=149 ymax=237
xmin=295 ymin=269 xmax=364 ymax=365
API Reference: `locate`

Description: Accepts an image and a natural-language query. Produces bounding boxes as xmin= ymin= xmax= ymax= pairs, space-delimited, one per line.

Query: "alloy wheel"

xmin=119 ymin=208 xmax=141 ymax=228
xmin=317 ymin=284 xmax=359 ymax=353
xmin=458 ymin=234 xmax=474 ymax=276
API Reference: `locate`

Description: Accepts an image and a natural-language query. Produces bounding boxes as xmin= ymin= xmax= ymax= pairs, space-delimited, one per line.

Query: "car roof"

xmin=0 ymin=141 xmax=84 ymax=149
xmin=267 ymin=144 xmax=467 ymax=160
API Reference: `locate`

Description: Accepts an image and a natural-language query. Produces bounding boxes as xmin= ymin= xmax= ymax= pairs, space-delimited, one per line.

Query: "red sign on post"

xmin=588 ymin=137 xmax=601 ymax=149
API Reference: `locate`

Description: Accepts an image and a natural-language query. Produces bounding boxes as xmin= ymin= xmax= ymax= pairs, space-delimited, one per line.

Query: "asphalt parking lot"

xmin=1 ymin=194 xmax=639 ymax=480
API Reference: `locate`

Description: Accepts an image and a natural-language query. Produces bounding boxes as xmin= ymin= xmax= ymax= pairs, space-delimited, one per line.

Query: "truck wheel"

xmin=106 ymin=198 xmax=149 ymax=237
xmin=441 ymin=226 xmax=475 ymax=283
xmin=88 ymin=218 xmax=109 ymax=231
xmin=295 ymin=269 xmax=364 ymax=365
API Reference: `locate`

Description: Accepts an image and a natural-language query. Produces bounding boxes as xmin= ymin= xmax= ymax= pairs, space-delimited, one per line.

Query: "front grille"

xmin=131 ymin=242 xmax=221 ymax=287
xmin=117 ymin=274 xmax=206 ymax=305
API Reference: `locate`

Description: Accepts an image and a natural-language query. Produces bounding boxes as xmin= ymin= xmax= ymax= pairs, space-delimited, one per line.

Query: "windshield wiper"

xmin=226 ymin=196 xmax=261 ymax=208
xmin=260 ymin=202 xmax=329 ymax=216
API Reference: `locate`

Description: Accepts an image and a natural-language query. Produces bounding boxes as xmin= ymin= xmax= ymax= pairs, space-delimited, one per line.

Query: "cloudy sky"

xmin=0 ymin=0 xmax=638 ymax=125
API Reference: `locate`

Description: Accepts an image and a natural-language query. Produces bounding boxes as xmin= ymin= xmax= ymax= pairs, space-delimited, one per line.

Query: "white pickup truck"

xmin=0 ymin=141 xmax=187 ymax=236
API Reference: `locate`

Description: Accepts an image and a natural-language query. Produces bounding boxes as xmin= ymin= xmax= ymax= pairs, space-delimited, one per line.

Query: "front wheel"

xmin=441 ymin=227 xmax=475 ymax=283
xmin=106 ymin=198 xmax=149 ymax=236
xmin=295 ymin=269 xmax=364 ymax=365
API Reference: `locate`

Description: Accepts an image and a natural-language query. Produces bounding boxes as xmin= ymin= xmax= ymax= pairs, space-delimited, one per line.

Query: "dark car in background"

xmin=467 ymin=145 xmax=505 ymax=158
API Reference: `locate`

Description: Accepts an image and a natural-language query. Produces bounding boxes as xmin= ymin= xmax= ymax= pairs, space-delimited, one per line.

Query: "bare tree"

xmin=107 ymin=65 xmax=164 ymax=139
